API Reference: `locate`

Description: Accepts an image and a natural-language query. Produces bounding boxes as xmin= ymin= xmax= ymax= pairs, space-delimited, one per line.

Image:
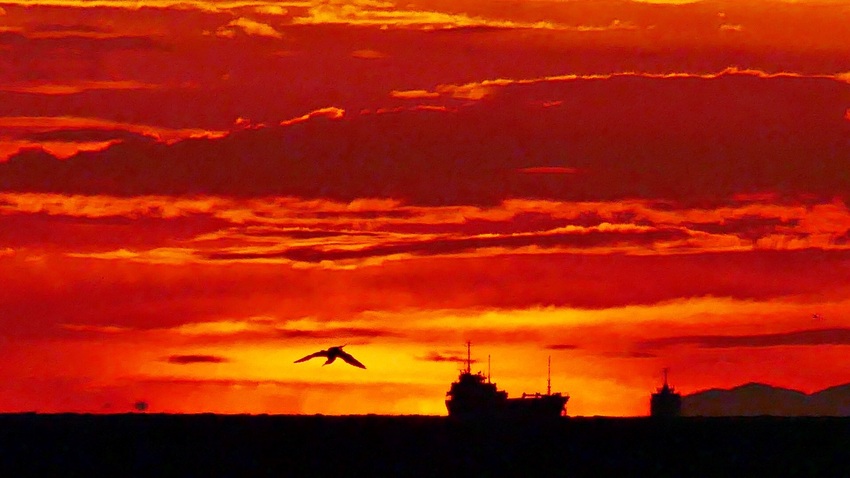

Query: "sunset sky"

xmin=1 ymin=0 xmax=850 ymax=416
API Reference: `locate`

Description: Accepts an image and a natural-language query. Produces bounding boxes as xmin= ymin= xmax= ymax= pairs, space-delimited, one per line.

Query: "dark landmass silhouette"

xmin=0 ymin=414 xmax=849 ymax=475
xmin=682 ymin=382 xmax=850 ymax=416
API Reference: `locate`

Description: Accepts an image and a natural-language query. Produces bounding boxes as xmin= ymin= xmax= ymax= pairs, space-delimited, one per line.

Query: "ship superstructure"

xmin=445 ymin=343 xmax=568 ymax=419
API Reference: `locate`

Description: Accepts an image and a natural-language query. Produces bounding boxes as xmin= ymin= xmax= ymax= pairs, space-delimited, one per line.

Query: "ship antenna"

xmin=466 ymin=341 xmax=472 ymax=374
xmin=663 ymin=367 xmax=669 ymax=387
xmin=547 ymin=355 xmax=551 ymax=396
xmin=488 ymin=354 xmax=491 ymax=383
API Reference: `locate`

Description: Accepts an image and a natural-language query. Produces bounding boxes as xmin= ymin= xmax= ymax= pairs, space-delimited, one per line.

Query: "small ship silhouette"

xmin=294 ymin=345 xmax=366 ymax=369
xmin=650 ymin=368 xmax=681 ymax=417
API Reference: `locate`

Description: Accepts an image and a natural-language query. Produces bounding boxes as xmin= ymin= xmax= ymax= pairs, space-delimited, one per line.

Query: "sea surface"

xmin=0 ymin=414 xmax=848 ymax=476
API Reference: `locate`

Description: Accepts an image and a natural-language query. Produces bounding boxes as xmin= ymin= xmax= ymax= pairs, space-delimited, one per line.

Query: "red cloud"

xmin=641 ymin=328 xmax=850 ymax=349
xmin=2 ymin=74 xmax=849 ymax=207
xmin=279 ymin=107 xmax=345 ymax=126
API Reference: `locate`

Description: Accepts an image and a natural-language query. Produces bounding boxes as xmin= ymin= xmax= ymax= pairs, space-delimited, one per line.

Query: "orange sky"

xmin=1 ymin=0 xmax=850 ymax=416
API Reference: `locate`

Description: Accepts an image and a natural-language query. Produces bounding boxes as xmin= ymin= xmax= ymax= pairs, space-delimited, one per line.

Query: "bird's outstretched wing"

xmin=338 ymin=350 xmax=366 ymax=369
xmin=294 ymin=350 xmax=328 ymax=363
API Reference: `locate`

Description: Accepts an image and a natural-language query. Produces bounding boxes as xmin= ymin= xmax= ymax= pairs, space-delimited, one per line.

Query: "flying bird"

xmin=812 ymin=313 xmax=824 ymax=320
xmin=294 ymin=345 xmax=366 ymax=369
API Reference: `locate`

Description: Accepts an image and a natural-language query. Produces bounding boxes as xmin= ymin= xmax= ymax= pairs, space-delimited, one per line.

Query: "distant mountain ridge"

xmin=682 ymin=382 xmax=850 ymax=416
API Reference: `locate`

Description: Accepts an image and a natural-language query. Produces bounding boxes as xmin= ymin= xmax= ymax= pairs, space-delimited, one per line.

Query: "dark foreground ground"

xmin=0 ymin=414 xmax=848 ymax=476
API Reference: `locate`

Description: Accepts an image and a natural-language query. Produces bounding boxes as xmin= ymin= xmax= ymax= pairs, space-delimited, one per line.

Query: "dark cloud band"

xmin=641 ymin=328 xmax=850 ymax=349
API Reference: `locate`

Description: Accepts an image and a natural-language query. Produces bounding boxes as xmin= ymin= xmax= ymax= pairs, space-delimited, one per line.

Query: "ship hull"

xmin=650 ymin=392 xmax=682 ymax=417
xmin=447 ymin=395 xmax=567 ymax=419
xmin=506 ymin=395 xmax=568 ymax=417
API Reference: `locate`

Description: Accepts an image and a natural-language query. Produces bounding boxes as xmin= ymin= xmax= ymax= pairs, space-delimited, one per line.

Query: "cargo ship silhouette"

xmin=445 ymin=342 xmax=569 ymax=418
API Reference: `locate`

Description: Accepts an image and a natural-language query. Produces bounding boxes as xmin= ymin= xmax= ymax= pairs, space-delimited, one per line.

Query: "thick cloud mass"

xmin=3 ymin=75 xmax=848 ymax=206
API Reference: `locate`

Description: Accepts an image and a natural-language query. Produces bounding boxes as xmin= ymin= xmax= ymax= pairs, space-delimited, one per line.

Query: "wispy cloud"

xmin=0 ymin=116 xmax=226 ymax=143
xmin=216 ymin=17 xmax=283 ymax=38
xmin=279 ymin=106 xmax=345 ymax=126
xmin=0 ymin=1 xmax=312 ymax=12
xmin=0 ymin=80 xmax=161 ymax=95
xmin=547 ymin=344 xmax=578 ymax=350
xmin=389 ymin=89 xmax=440 ymax=99
xmin=351 ymin=48 xmax=386 ymax=59
xmin=287 ymin=1 xmax=644 ymax=32
xmin=418 ymin=351 xmax=475 ymax=363
xmin=166 ymin=354 xmax=229 ymax=364
xmin=291 ymin=2 xmax=561 ymax=30
xmin=173 ymin=318 xmax=277 ymax=336
xmin=0 ymin=29 xmax=162 ymax=50
xmin=61 ymin=323 xmax=131 ymax=334
xmin=203 ymin=227 xmax=688 ymax=263
xmin=254 ymin=5 xmax=288 ymax=15
xmin=430 ymin=68 xmax=850 ymax=100
xmin=65 ymin=248 xmax=197 ymax=264
xmin=277 ymin=327 xmax=401 ymax=338
xmin=165 ymin=317 xmax=401 ymax=340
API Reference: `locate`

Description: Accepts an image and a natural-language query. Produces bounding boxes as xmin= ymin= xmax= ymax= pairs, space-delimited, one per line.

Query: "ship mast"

xmin=547 ymin=355 xmax=551 ymax=395
xmin=466 ymin=341 xmax=472 ymax=374
xmin=488 ymin=354 xmax=491 ymax=383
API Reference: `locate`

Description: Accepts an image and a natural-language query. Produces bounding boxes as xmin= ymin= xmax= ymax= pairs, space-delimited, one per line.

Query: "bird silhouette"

xmin=294 ymin=345 xmax=366 ymax=369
